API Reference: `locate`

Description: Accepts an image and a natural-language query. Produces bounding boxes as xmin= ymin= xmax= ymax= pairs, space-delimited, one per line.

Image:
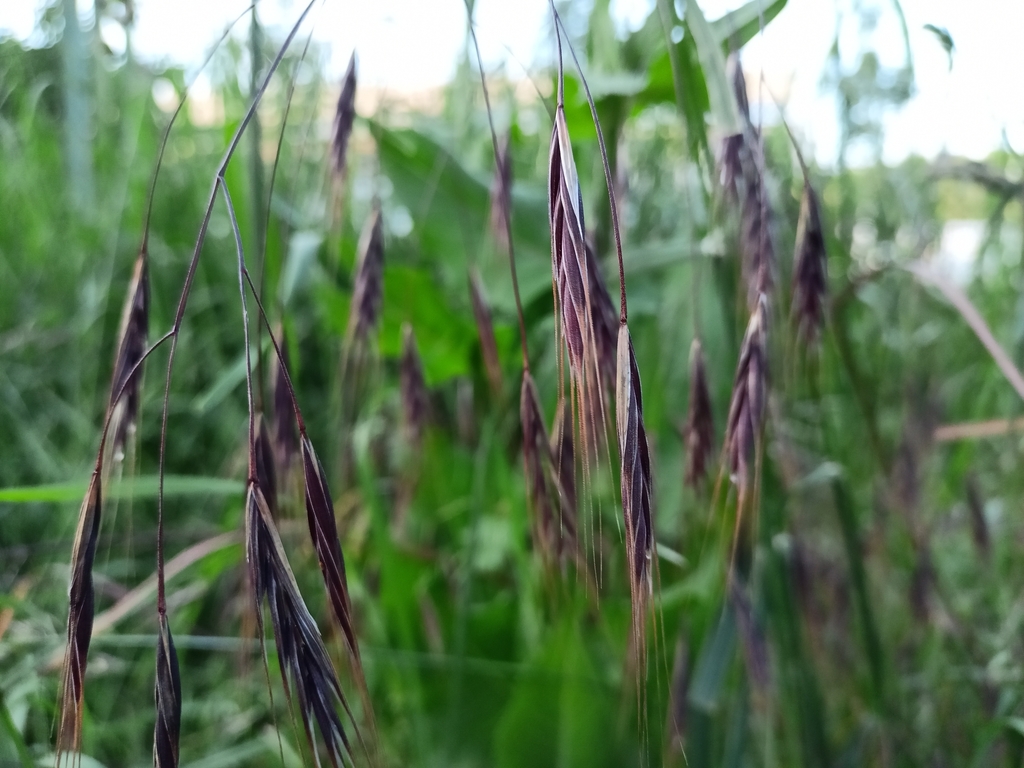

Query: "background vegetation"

xmin=3 ymin=0 xmax=1024 ymax=766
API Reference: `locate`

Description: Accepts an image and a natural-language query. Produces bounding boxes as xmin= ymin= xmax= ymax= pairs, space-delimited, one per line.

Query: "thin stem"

xmin=244 ymin=268 xmax=306 ymax=434
xmin=462 ymin=5 xmax=529 ymax=369
xmin=140 ymin=5 xmax=255 ymax=248
xmin=219 ymin=178 xmax=257 ymax=466
xmin=153 ymin=0 xmax=318 ymax=610
xmin=552 ymin=13 xmax=628 ymax=323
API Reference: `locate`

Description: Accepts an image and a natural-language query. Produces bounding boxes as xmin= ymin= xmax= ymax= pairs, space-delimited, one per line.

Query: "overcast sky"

xmin=3 ymin=0 xmax=1024 ymax=166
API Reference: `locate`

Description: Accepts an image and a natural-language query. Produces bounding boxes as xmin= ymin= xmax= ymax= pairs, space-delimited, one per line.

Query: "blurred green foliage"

xmin=4 ymin=1 xmax=1024 ymax=767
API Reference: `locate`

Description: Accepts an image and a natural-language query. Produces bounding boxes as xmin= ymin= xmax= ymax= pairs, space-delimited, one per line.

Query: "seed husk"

xmin=57 ymin=472 xmax=102 ymax=755
xmin=331 ymin=53 xmax=357 ymax=180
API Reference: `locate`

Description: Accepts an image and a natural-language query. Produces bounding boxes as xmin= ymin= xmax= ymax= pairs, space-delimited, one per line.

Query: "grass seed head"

xmin=725 ymin=297 xmax=768 ymax=488
xmin=347 ymin=206 xmax=385 ymax=344
xmin=791 ymin=180 xmax=827 ymax=344
xmin=332 ymin=52 xmax=357 ymax=179
xmin=400 ymin=323 xmax=429 ymax=446
xmin=684 ymin=338 xmax=715 ymax=488
xmin=549 ymin=106 xmax=607 ymax=457
xmin=740 ymin=149 xmax=775 ymax=307
xmin=299 ymin=434 xmax=359 ymax=659
xmin=246 ymin=480 xmax=356 ymax=768
xmin=468 ymin=268 xmax=504 ymax=398
xmin=153 ymin=612 xmax=182 ymax=768
xmin=107 ymin=247 xmax=150 ymax=462
xmin=615 ymin=325 xmax=653 ymax=598
xmin=58 ymin=472 xmax=102 ymax=754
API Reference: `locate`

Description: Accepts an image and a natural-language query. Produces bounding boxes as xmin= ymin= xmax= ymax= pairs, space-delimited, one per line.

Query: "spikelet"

xmin=724 ymin=297 xmax=768 ymax=489
xmin=270 ymin=324 xmax=299 ymax=471
xmin=107 ymin=247 xmax=150 ymax=464
xmin=468 ymin=268 xmax=504 ymax=398
xmin=57 ymin=472 xmax=102 ymax=755
xmin=520 ymin=372 xmax=576 ymax=571
xmin=740 ymin=148 xmax=775 ymax=308
xmin=548 ymin=106 xmax=603 ymax=450
xmin=246 ymin=479 xmax=356 ymax=767
xmin=615 ymin=325 xmax=654 ymax=627
xmin=346 ymin=206 xmax=385 ymax=345
xmin=489 ymin=132 xmax=512 ymax=254
xmin=729 ymin=53 xmax=751 ymax=124
xmin=791 ymin=179 xmax=827 ymax=344
xmin=585 ymin=241 xmax=618 ymax=397
xmin=331 ymin=53 xmax=357 ymax=180
xmin=153 ymin=612 xmax=182 ymax=768
xmin=400 ymin=323 xmax=429 ymax=447
xmin=683 ymin=338 xmax=715 ymax=488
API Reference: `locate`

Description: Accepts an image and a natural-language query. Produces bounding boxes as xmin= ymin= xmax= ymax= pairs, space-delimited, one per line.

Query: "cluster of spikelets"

xmin=56 ymin=3 xmax=831 ymax=765
xmin=56 ymin=4 xmax=375 ymax=765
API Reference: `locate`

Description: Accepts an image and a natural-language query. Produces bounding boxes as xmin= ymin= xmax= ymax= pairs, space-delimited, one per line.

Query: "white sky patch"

xmin=3 ymin=0 xmax=1023 ymax=166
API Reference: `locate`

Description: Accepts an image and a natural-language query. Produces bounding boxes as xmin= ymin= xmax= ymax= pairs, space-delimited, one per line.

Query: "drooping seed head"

xmin=253 ymin=416 xmax=278 ymax=516
xmin=400 ymin=323 xmax=429 ymax=446
xmin=107 ymin=247 xmax=150 ymax=462
xmin=347 ymin=206 xmax=385 ymax=344
xmin=724 ymin=297 xmax=768 ymax=488
xmin=683 ymin=338 xmax=715 ymax=488
xmin=468 ymin=268 xmax=504 ymax=398
xmin=489 ymin=131 xmax=512 ymax=254
xmin=720 ymin=132 xmax=745 ymax=205
xmin=299 ymin=433 xmax=359 ymax=659
xmin=615 ymin=325 xmax=653 ymax=595
xmin=791 ymin=180 xmax=827 ymax=344
xmin=58 ymin=471 xmax=102 ymax=754
xmin=153 ymin=612 xmax=182 ymax=768
xmin=332 ymin=52 xmax=358 ymax=179
xmin=729 ymin=53 xmax=751 ymax=125
xmin=740 ymin=147 xmax=775 ymax=308
xmin=246 ymin=480 xmax=357 ymax=767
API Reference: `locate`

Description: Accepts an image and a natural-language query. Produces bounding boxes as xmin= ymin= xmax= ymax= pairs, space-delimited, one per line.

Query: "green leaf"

xmin=0 ymin=475 xmax=244 ymax=503
xmin=683 ymin=0 xmax=740 ymax=136
xmin=710 ymin=0 xmax=789 ymax=52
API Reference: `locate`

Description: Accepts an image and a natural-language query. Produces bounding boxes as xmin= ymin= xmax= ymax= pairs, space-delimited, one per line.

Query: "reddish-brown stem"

xmin=153 ymin=0 xmax=318 ymax=611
